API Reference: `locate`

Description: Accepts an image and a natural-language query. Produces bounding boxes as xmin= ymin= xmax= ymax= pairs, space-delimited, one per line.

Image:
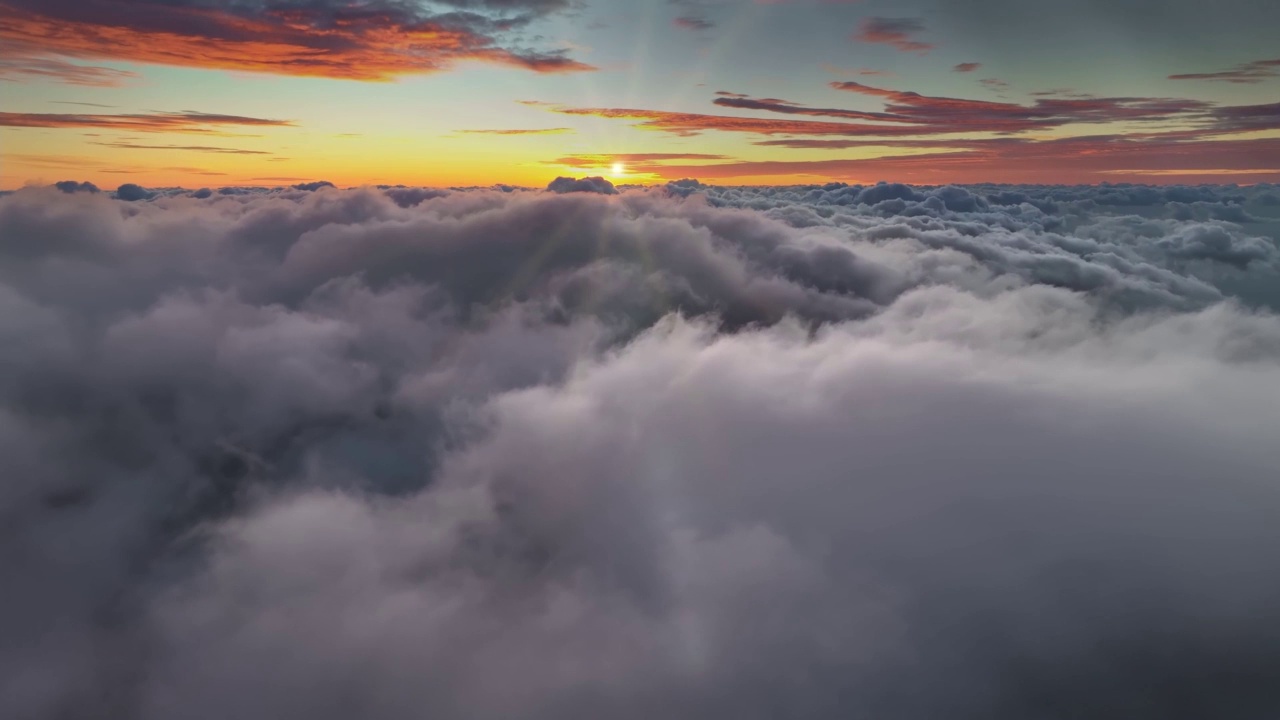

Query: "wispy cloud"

xmin=621 ymin=136 xmax=1280 ymax=184
xmin=821 ymin=64 xmax=894 ymax=78
xmin=551 ymin=153 xmax=730 ymax=167
xmin=673 ymin=14 xmax=715 ymax=30
xmin=457 ymin=128 xmax=575 ymax=135
xmin=50 ymin=101 xmax=117 ymax=108
xmin=670 ymin=0 xmax=717 ymax=31
xmin=0 ymin=111 xmax=295 ymax=134
xmin=90 ymin=142 xmax=272 ymax=155
xmin=713 ymin=94 xmax=904 ymax=122
xmin=537 ymin=104 xmax=942 ymax=137
xmin=854 ymin=17 xmax=932 ymax=53
xmin=829 ymin=81 xmax=1213 ymax=131
xmin=6 ymin=153 xmax=115 ymax=169
xmin=1169 ymin=58 xmax=1280 ymax=84
xmin=0 ymin=57 xmax=139 ymax=87
xmin=160 ymin=166 xmax=228 ymax=176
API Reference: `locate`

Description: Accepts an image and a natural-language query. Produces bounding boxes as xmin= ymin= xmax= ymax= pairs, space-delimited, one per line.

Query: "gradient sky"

xmin=2 ymin=0 xmax=1278 ymax=188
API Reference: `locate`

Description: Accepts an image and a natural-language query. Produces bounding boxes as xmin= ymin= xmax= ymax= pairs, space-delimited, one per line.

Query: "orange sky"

xmin=3 ymin=0 xmax=1278 ymax=189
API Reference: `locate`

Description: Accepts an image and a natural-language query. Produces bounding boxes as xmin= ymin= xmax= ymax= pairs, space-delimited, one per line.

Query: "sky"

xmin=2 ymin=0 xmax=1279 ymax=188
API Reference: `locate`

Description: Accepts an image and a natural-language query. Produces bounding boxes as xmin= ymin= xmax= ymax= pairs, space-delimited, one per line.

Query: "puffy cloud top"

xmin=291 ymin=180 xmax=337 ymax=192
xmin=114 ymin=182 xmax=153 ymax=201
xmin=54 ymin=180 xmax=99 ymax=194
xmin=546 ymin=175 xmax=618 ymax=194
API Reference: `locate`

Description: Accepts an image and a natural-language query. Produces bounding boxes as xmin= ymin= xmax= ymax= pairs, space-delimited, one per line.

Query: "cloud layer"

xmin=2 ymin=181 xmax=1280 ymax=719
xmin=0 ymin=0 xmax=591 ymax=80
xmin=531 ymin=80 xmax=1280 ymax=183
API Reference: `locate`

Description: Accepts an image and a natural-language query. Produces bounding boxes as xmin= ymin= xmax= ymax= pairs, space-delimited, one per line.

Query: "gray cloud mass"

xmin=2 ymin=180 xmax=1280 ymax=719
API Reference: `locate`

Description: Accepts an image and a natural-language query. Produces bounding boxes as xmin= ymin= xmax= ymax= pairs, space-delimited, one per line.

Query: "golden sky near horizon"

xmin=2 ymin=0 xmax=1278 ymax=189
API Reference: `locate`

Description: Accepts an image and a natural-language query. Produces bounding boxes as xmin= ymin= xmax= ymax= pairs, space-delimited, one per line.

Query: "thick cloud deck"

xmin=2 ymin=183 xmax=1280 ymax=719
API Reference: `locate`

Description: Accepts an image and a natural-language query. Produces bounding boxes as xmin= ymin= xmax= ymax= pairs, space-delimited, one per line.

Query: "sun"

xmin=610 ymin=161 xmax=625 ymax=176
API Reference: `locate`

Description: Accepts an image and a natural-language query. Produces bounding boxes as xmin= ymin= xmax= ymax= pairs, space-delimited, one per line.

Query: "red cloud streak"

xmin=626 ymin=136 xmax=1280 ymax=185
xmin=0 ymin=1 xmax=593 ymax=80
xmin=854 ymin=17 xmax=933 ymax=53
xmin=0 ymin=111 xmax=294 ymax=133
